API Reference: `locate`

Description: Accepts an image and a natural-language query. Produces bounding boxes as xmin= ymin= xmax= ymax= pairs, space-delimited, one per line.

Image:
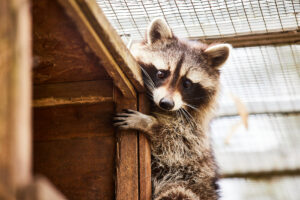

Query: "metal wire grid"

xmin=97 ymin=2 xmax=300 ymax=198
xmin=213 ymin=46 xmax=300 ymax=174
xmin=217 ymin=44 xmax=300 ymax=116
xmin=219 ymin=176 xmax=300 ymax=200
xmin=97 ymin=0 xmax=300 ymax=41
xmin=211 ymin=113 xmax=300 ymax=174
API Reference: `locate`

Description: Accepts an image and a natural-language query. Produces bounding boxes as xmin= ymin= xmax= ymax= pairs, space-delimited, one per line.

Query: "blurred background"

xmin=97 ymin=1 xmax=300 ymax=199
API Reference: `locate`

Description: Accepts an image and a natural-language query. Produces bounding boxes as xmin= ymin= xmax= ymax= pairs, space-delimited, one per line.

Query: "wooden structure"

xmin=1 ymin=0 xmax=151 ymax=199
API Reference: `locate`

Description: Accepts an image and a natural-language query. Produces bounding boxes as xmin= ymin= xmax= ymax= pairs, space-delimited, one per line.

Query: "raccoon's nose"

xmin=159 ymin=98 xmax=174 ymax=110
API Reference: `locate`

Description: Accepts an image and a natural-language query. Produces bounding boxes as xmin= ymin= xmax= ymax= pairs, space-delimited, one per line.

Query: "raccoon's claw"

xmin=113 ymin=110 xmax=157 ymax=133
xmin=122 ymin=109 xmax=137 ymax=114
xmin=113 ymin=110 xmax=138 ymax=130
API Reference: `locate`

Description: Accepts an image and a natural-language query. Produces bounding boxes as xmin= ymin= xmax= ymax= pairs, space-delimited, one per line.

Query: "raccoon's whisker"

xmin=184 ymin=97 xmax=206 ymax=100
xmin=184 ymin=111 xmax=194 ymax=128
xmin=184 ymin=103 xmax=200 ymax=112
xmin=143 ymin=77 xmax=154 ymax=88
xmin=182 ymin=108 xmax=197 ymax=129
xmin=140 ymin=67 xmax=155 ymax=88
xmin=179 ymin=109 xmax=185 ymax=122
xmin=179 ymin=108 xmax=189 ymax=125
xmin=181 ymin=109 xmax=195 ymax=130
xmin=175 ymin=110 xmax=181 ymax=123
xmin=180 ymin=109 xmax=187 ymax=122
xmin=144 ymin=81 xmax=154 ymax=91
xmin=177 ymin=109 xmax=185 ymax=124
xmin=176 ymin=109 xmax=182 ymax=122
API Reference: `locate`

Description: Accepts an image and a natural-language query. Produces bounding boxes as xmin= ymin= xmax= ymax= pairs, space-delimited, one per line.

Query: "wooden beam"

xmin=33 ymin=80 xmax=113 ymax=107
xmin=75 ymin=0 xmax=144 ymax=92
xmin=222 ymin=168 xmax=300 ymax=179
xmin=138 ymin=94 xmax=152 ymax=200
xmin=0 ymin=0 xmax=32 ymax=193
xmin=114 ymin=87 xmax=139 ymax=200
xmin=57 ymin=0 xmax=141 ymax=98
xmin=195 ymin=30 xmax=300 ymax=47
xmin=34 ymin=96 xmax=113 ymax=107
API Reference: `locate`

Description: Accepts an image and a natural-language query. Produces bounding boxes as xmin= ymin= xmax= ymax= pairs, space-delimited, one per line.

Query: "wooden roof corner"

xmin=57 ymin=0 xmax=144 ymax=98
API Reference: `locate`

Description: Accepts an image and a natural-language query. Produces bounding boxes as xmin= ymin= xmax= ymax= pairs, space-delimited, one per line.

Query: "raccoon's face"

xmin=131 ymin=18 xmax=231 ymax=112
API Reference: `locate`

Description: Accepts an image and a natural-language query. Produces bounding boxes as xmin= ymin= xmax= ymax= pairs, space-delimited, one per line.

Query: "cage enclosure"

xmin=1 ymin=0 xmax=300 ymax=199
xmin=96 ymin=0 xmax=300 ymax=199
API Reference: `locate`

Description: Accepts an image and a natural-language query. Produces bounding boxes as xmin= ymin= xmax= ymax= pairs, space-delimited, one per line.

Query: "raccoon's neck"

xmin=150 ymin=107 xmax=215 ymax=166
xmin=151 ymin=104 xmax=215 ymax=134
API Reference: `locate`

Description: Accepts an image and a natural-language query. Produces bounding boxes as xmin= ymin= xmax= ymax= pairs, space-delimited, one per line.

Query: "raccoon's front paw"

xmin=113 ymin=109 xmax=156 ymax=133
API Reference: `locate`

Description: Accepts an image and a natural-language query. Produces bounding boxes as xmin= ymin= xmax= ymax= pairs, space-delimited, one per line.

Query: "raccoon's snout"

xmin=159 ymin=97 xmax=174 ymax=110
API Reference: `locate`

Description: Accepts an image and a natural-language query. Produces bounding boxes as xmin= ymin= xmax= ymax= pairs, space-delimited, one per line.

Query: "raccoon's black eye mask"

xmin=140 ymin=63 xmax=170 ymax=87
xmin=180 ymin=81 xmax=210 ymax=108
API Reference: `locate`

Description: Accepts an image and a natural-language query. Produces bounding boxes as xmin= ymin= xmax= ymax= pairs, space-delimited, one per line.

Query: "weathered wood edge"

xmin=57 ymin=0 xmax=137 ymax=98
xmin=194 ymin=30 xmax=300 ymax=48
xmin=222 ymin=168 xmax=300 ymax=179
xmin=138 ymin=94 xmax=152 ymax=200
xmin=33 ymin=80 xmax=113 ymax=107
xmin=76 ymin=0 xmax=144 ymax=92
xmin=114 ymin=86 xmax=139 ymax=200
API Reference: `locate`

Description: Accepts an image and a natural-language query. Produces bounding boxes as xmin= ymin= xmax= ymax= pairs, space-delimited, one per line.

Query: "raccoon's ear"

xmin=147 ymin=18 xmax=173 ymax=45
xmin=204 ymin=44 xmax=231 ymax=68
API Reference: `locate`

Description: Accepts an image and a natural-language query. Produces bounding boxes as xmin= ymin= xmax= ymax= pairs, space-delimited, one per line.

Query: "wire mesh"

xmin=97 ymin=1 xmax=300 ymax=198
xmin=219 ymin=176 xmax=300 ymax=200
xmin=211 ymin=44 xmax=300 ymax=175
xmin=97 ymin=0 xmax=300 ymax=173
xmin=211 ymin=113 xmax=300 ymax=175
xmin=97 ymin=0 xmax=300 ymax=41
xmin=218 ymin=44 xmax=300 ymax=116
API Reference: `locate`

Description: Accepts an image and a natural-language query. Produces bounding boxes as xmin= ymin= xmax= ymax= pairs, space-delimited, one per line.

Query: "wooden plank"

xmin=33 ymin=80 xmax=113 ymax=107
xmin=34 ymin=102 xmax=114 ymax=141
xmin=57 ymin=0 xmax=137 ymax=98
xmin=74 ymin=0 xmax=144 ymax=92
xmin=114 ymin=87 xmax=139 ymax=200
xmin=0 ymin=0 xmax=32 ymax=193
xmin=18 ymin=176 xmax=66 ymax=200
xmin=196 ymin=30 xmax=300 ymax=48
xmin=34 ymin=137 xmax=115 ymax=200
xmin=222 ymin=168 xmax=300 ymax=179
xmin=32 ymin=0 xmax=111 ymax=84
xmin=138 ymin=94 xmax=152 ymax=200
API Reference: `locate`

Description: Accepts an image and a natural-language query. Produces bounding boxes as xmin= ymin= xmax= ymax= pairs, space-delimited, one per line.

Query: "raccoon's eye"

xmin=183 ymin=79 xmax=192 ymax=89
xmin=156 ymin=70 xmax=165 ymax=79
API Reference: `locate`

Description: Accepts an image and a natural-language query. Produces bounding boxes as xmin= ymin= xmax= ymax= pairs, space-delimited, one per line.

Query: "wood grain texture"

xmin=222 ymin=168 xmax=300 ymax=179
xmin=34 ymin=102 xmax=115 ymax=141
xmin=197 ymin=30 xmax=300 ymax=48
xmin=114 ymin=87 xmax=139 ymax=200
xmin=57 ymin=0 xmax=137 ymax=98
xmin=0 ymin=0 xmax=32 ymax=193
xmin=138 ymin=94 xmax=152 ymax=200
xmin=32 ymin=0 xmax=110 ymax=84
xmin=33 ymin=80 xmax=113 ymax=107
xmin=34 ymin=137 xmax=115 ymax=200
xmin=74 ymin=0 xmax=144 ymax=92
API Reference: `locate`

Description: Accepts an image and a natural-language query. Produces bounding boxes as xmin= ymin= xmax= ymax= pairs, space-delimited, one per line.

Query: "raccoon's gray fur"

xmin=114 ymin=18 xmax=231 ymax=200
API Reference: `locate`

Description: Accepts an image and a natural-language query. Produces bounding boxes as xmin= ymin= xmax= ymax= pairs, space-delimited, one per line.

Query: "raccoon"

xmin=114 ymin=18 xmax=231 ymax=200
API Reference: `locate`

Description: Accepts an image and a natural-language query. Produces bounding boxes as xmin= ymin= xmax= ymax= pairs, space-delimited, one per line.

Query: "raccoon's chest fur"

xmin=150 ymin=114 xmax=210 ymax=166
xmin=150 ymin=113 xmax=219 ymax=199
